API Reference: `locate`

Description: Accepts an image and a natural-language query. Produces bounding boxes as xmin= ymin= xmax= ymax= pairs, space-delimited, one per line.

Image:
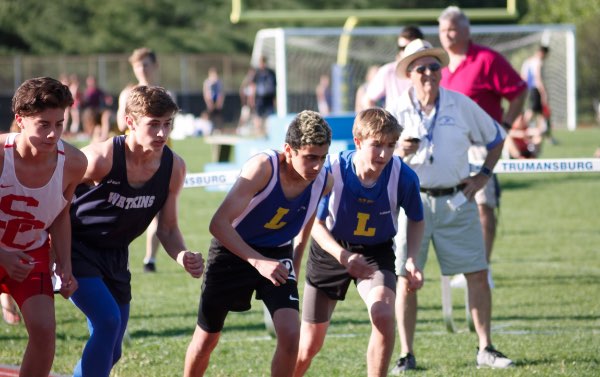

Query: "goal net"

xmin=252 ymin=25 xmax=576 ymax=130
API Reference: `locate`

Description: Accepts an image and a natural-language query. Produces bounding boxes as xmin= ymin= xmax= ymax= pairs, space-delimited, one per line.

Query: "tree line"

xmin=0 ymin=0 xmax=598 ymax=119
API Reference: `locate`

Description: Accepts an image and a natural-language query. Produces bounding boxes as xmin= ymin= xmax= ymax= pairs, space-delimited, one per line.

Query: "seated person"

xmin=505 ymin=114 xmax=542 ymax=159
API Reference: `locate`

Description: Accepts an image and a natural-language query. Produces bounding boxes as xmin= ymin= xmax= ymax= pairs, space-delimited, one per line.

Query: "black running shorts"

xmin=305 ymin=238 xmax=395 ymax=301
xmin=197 ymin=238 xmax=299 ymax=333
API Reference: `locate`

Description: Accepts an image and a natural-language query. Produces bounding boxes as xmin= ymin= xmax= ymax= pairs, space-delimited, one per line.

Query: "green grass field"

xmin=1 ymin=127 xmax=599 ymax=376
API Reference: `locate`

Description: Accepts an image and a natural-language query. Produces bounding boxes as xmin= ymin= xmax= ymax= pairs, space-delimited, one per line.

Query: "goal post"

xmin=251 ymin=24 xmax=577 ymax=130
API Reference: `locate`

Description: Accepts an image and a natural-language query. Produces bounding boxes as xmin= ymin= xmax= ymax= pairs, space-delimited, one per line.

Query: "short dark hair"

xmin=12 ymin=77 xmax=73 ymax=116
xmin=399 ymin=25 xmax=424 ymax=42
xmin=285 ymin=110 xmax=332 ymax=149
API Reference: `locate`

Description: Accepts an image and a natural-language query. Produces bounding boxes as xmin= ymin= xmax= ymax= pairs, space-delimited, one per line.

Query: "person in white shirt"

xmin=387 ymin=39 xmax=514 ymax=373
xmin=363 ymin=26 xmax=423 ymax=109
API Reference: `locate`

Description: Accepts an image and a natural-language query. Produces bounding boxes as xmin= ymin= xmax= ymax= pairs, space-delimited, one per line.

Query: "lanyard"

xmin=412 ymin=93 xmax=440 ymax=163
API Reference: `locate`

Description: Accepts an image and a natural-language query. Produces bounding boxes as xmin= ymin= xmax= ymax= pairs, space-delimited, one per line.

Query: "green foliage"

xmin=0 ymin=0 xmax=261 ymax=54
xmin=0 ymin=1 xmax=598 ymax=123
xmin=522 ymin=0 xmax=600 ymax=23
xmin=1 ymin=129 xmax=600 ymax=376
xmin=0 ymin=1 xmax=520 ymax=55
xmin=250 ymin=0 xmax=509 ymax=11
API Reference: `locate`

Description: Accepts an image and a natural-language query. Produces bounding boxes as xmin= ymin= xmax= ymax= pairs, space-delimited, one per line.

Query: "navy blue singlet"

xmin=71 ymin=135 xmax=173 ymax=249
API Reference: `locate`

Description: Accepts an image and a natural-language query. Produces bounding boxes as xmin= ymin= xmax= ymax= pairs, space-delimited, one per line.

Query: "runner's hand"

xmin=0 ymin=250 xmax=34 ymax=282
xmin=253 ymin=258 xmax=289 ymax=286
xmin=344 ymin=253 xmax=376 ymax=279
xmin=405 ymin=259 xmax=424 ymax=292
xmin=179 ymin=251 xmax=204 ymax=278
xmin=59 ymin=273 xmax=78 ymax=299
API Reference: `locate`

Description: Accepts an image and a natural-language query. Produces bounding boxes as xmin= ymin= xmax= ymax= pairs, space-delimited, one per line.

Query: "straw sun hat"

xmin=396 ymin=39 xmax=449 ymax=79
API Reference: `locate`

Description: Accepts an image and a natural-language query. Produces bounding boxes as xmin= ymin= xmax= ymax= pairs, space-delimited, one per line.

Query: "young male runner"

xmin=184 ymin=110 xmax=333 ymax=377
xmin=0 ymin=77 xmax=87 ymax=377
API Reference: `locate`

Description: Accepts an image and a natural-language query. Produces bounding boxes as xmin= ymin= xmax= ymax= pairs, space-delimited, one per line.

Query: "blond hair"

xmin=128 ymin=47 xmax=157 ymax=65
xmin=125 ymin=86 xmax=178 ymax=121
xmin=353 ymin=108 xmax=402 ymax=141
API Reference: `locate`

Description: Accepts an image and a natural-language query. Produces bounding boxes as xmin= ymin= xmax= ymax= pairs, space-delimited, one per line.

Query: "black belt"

xmin=420 ymin=184 xmax=465 ymax=197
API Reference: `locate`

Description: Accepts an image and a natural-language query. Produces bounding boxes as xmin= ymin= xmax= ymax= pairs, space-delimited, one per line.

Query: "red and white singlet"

xmin=0 ymin=133 xmax=67 ymax=252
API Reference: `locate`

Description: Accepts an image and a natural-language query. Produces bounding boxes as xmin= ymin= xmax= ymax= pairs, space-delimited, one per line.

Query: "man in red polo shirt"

xmin=438 ymin=6 xmax=527 ymax=287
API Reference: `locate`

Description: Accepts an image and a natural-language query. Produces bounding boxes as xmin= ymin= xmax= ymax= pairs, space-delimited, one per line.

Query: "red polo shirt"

xmin=440 ymin=41 xmax=527 ymax=122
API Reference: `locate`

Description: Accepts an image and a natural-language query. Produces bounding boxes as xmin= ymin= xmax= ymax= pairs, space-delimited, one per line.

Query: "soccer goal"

xmin=251 ymin=24 xmax=576 ymax=130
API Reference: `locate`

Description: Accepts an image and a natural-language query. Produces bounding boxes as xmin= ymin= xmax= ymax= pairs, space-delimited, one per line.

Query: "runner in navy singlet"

xmin=69 ymin=86 xmax=204 ymax=377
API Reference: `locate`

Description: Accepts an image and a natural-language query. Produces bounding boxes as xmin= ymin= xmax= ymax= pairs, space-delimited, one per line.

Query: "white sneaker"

xmin=450 ymin=274 xmax=467 ymax=289
xmin=477 ymin=346 xmax=514 ymax=369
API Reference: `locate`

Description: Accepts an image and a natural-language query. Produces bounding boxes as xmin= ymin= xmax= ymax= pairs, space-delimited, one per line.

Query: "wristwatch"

xmin=479 ymin=166 xmax=493 ymax=177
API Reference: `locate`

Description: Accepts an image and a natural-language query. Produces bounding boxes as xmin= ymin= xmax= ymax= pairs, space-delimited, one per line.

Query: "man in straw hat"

xmin=387 ymin=39 xmax=514 ymax=372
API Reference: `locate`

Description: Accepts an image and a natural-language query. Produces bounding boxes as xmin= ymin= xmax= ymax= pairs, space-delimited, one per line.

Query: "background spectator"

xmin=203 ymin=66 xmax=225 ymax=133
xmin=364 ymin=25 xmax=424 ymax=109
xmin=252 ymin=56 xmax=277 ymax=137
xmin=437 ymin=6 xmax=527 ymax=288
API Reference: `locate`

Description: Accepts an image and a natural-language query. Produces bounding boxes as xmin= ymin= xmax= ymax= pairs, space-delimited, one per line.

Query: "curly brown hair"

xmin=285 ymin=110 xmax=332 ymax=149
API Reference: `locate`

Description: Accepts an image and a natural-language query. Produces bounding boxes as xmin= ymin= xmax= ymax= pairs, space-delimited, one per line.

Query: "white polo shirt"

xmin=387 ymin=87 xmax=505 ymax=188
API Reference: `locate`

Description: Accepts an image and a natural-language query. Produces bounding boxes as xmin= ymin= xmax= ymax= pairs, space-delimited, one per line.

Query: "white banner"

xmin=492 ymin=158 xmax=600 ymax=174
xmin=471 ymin=158 xmax=600 ymax=174
xmin=184 ymin=158 xmax=600 ymax=188
xmin=184 ymin=171 xmax=239 ymax=188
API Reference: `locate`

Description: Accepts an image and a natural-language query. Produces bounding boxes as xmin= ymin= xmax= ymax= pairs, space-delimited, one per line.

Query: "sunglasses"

xmin=411 ymin=62 xmax=441 ymax=74
xmin=398 ymin=45 xmax=408 ymax=52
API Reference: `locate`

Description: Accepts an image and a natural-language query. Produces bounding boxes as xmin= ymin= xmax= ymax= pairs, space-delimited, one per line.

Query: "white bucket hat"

xmin=396 ymin=39 xmax=449 ymax=79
